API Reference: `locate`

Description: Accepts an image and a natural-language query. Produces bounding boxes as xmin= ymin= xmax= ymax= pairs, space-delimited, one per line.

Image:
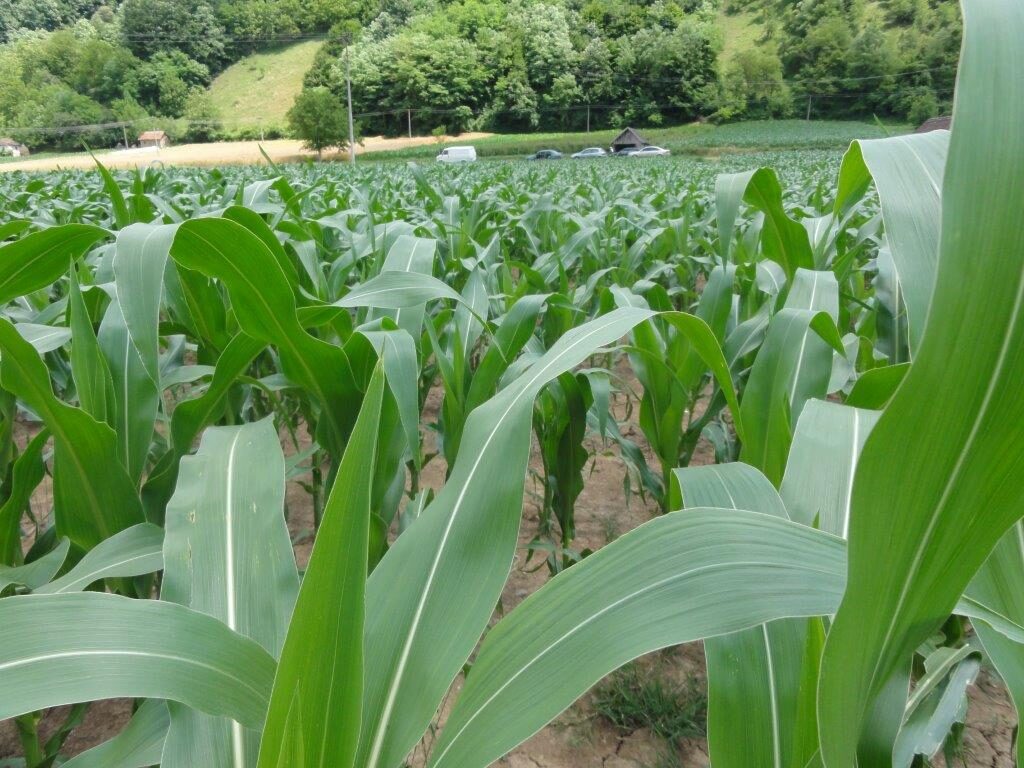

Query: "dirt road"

xmin=0 ymin=133 xmax=492 ymax=173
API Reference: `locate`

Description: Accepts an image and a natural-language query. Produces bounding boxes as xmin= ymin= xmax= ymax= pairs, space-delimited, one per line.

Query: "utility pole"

xmin=121 ymin=124 xmax=129 ymax=148
xmin=408 ymin=108 xmax=412 ymax=138
xmin=345 ymin=42 xmax=356 ymax=164
xmin=806 ymin=94 xmax=813 ymax=121
xmin=586 ymin=103 xmax=591 ymax=133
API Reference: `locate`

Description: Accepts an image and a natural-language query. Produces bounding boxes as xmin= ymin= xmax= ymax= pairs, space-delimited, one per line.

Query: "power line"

xmin=3 ymin=84 xmax=956 ymax=138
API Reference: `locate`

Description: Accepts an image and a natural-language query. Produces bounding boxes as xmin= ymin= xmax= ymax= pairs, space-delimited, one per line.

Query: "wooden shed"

xmin=610 ymin=127 xmax=648 ymax=153
xmin=138 ymin=130 xmax=170 ymax=149
xmin=915 ymin=116 xmax=951 ymax=133
xmin=0 ymin=138 xmax=29 ymax=158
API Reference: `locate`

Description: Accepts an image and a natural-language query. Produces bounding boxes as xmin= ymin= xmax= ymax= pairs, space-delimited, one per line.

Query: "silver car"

xmin=571 ymin=147 xmax=607 ymax=159
xmin=630 ymin=146 xmax=671 ymax=157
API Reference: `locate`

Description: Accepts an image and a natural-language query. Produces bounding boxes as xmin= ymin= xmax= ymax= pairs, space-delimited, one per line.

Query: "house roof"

xmin=138 ymin=130 xmax=167 ymax=141
xmin=611 ymin=127 xmax=648 ymax=147
xmin=915 ymin=116 xmax=952 ymax=133
xmin=0 ymin=138 xmax=20 ymax=147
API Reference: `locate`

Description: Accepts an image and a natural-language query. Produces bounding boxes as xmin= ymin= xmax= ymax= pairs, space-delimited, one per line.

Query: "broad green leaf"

xmin=964 ymin=525 xmax=1024 ymax=767
xmin=357 ymin=308 xmax=655 ymax=768
xmin=818 ymin=2 xmax=1024 ymax=763
xmin=60 ymin=699 xmax=169 ymax=768
xmin=0 ymin=428 xmax=48 ymax=565
xmin=258 ymin=366 xmax=386 ymax=768
xmin=892 ymin=646 xmax=980 ymax=768
xmin=0 ymin=538 xmax=70 ymax=593
xmin=779 ymin=400 xmax=880 ymax=534
xmin=142 ymin=332 xmax=265 ymax=521
xmin=0 ymin=318 xmax=143 ymax=550
xmin=114 ymin=223 xmax=175 ymax=386
xmin=170 ymin=218 xmax=360 ymax=458
xmin=368 ymin=235 xmax=438 ymax=341
xmin=161 ymin=419 xmax=299 ymax=767
xmin=836 ymin=132 xmax=948 ymax=353
xmin=0 ymin=224 xmax=108 ymax=304
xmin=844 ymin=364 xmax=909 ymax=410
xmin=783 ymin=269 xmax=839 ymax=320
xmin=15 ymin=323 xmax=71 ymax=355
xmin=337 ymin=271 xmax=463 ymax=309
xmin=361 ymin=329 xmax=421 ymax=470
xmin=35 ymin=523 xmax=163 ymax=594
xmin=98 ymin=297 xmax=159 ymax=484
xmin=715 ymin=168 xmax=814 ymax=277
xmin=739 ymin=310 xmax=845 ymax=486
xmin=91 ymin=153 xmax=131 ymax=229
xmin=674 ymin=463 xmax=813 ymax=768
xmin=0 ymin=592 xmax=275 ymax=727
xmin=429 ymin=509 xmax=847 ymax=768
xmin=67 ymin=268 xmax=114 ymax=423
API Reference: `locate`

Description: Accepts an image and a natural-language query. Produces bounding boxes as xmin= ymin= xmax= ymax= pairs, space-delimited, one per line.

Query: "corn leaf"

xmin=0 ymin=224 xmax=108 ymax=304
xmin=34 ymin=523 xmax=163 ymax=594
xmin=0 ymin=318 xmax=143 ymax=550
xmin=257 ymin=366 xmax=386 ymax=768
xmin=817 ymin=1 xmax=1024 ymax=762
xmin=429 ymin=509 xmax=847 ymax=768
xmin=836 ymin=133 xmax=947 ymax=353
xmin=161 ymin=418 xmax=299 ymax=767
xmin=674 ymin=463 xmax=814 ymax=768
xmin=0 ymin=592 xmax=275 ymax=726
xmin=60 ymin=698 xmax=169 ymax=768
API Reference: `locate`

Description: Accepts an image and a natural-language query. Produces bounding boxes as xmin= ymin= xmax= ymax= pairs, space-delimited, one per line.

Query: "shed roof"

xmin=611 ymin=127 xmax=648 ymax=148
xmin=0 ymin=137 xmax=20 ymax=147
xmin=138 ymin=130 xmax=168 ymax=141
xmin=915 ymin=116 xmax=951 ymax=133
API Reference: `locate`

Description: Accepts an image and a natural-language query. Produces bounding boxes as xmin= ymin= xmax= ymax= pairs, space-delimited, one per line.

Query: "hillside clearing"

xmin=208 ymin=40 xmax=325 ymax=133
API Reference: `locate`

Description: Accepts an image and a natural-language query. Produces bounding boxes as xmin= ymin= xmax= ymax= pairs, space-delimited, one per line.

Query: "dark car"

xmin=527 ymin=149 xmax=563 ymax=160
xmin=611 ymin=147 xmax=638 ymax=157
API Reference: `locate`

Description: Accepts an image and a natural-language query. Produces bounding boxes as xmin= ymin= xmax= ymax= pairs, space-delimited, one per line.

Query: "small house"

xmin=610 ymin=127 xmax=648 ymax=154
xmin=0 ymin=138 xmax=29 ymax=158
xmin=915 ymin=116 xmax=951 ymax=133
xmin=138 ymin=130 xmax=170 ymax=149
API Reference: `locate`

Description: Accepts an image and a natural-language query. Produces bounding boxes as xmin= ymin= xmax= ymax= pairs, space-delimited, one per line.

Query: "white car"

xmin=437 ymin=146 xmax=477 ymax=163
xmin=571 ymin=147 xmax=607 ymax=159
xmin=630 ymin=146 xmax=671 ymax=157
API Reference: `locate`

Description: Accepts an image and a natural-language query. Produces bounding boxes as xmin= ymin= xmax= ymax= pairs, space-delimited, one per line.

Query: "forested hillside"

xmin=0 ymin=0 xmax=959 ymax=150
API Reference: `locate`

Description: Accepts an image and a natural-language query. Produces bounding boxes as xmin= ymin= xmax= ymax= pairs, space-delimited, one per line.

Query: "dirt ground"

xmin=0 ymin=377 xmax=1018 ymax=766
xmin=0 ymin=133 xmax=493 ymax=173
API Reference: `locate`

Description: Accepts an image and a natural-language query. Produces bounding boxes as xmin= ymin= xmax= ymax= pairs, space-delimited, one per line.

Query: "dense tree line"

xmin=302 ymin=0 xmax=958 ymax=135
xmin=0 ymin=0 xmax=960 ymax=151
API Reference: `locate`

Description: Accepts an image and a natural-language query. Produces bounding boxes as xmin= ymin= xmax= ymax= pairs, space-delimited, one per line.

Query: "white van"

xmin=437 ymin=146 xmax=477 ymax=163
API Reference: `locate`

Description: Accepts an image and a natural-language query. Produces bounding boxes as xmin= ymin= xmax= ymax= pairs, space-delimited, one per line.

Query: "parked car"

xmin=571 ymin=147 xmax=607 ymax=159
xmin=437 ymin=146 xmax=477 ymax=163
xmin=611 ymin=147 xmax=638 ymax=157
xmin=527 ymin=149 xmax=563 ymax=160
xmin=630 ymin=145 xmax=671 ymax=158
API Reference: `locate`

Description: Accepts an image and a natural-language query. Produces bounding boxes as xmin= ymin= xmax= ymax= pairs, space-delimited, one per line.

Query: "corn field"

xmin=0 ymin=1 xmax=1021 ymax=766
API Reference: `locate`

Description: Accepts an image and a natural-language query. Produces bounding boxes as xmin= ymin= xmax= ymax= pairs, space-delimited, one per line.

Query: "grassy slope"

xmin=208 ymin=40 xmax=324 ymax=133
xmin=717 ymin=4 xmax=765 ymax=60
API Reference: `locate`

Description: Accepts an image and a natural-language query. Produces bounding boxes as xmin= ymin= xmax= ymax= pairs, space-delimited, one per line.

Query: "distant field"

xmin=0 ymin=121 xmax=910 ymax=173
xmin=208 ymin=40 xmax=324 ymax=134
xmin=367 ymin=120 xmax=912 ymax=161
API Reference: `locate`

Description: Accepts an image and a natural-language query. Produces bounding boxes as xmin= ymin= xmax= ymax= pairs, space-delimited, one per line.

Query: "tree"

xmin=121 ymin=0 xmax=227 ymax=72
xmin=717 ymin=48 xmax=793 ymax=120
xmin=182 ymin=89 xmax=221 ymax=141
xmin=287 ymin=86 xmax=349 ymax=158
